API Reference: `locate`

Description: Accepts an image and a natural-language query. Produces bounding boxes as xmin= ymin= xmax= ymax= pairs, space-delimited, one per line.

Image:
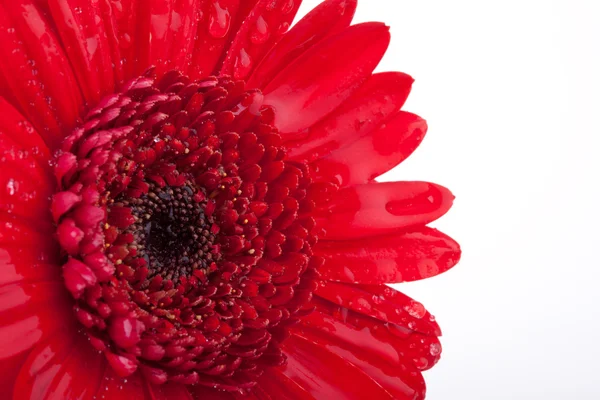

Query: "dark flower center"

xmin=51 ymin=68 xmax=329 ymax=390
xmin=119 ymin=183 xmax=219 ymax=283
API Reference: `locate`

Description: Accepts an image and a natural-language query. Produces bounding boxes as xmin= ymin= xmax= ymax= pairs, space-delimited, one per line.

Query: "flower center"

xmin=51 ymin=68 xmax=328 ymax=390
xmin=120 ymin=183 xmax=219 ymax=283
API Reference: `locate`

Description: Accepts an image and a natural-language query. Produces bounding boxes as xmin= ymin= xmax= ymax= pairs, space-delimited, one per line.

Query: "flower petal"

xmin=0 ymin=160 xmax=53 ymax=220
xmin=130 ymin=0 xmax=203 ymax=78
xmin=0 ymin=214 xmax=57 ymax=258
xmin=0 ymin=246 xmax=61 ymax=289
xmin=95 ymin=368 xmax=147 ymax=400
xmin=188 ymin=0 xmax=254 ymax=79
xmin=145 ymin=381 xmax=193 ymax=400
xmin=263 ymin=23 xmax=391 ymax=135
xmin=314 ymin=282 xmax=442 ymax=336
xmin=316 ymin=181 xmax=454 ymax=240
xmin=312 ymin=112 xmax=427 ymax=187
xmin=220 ymin=0 xmax=303 ymax=80
xmin=247 ymin=0 xmax=357 ymax=89
xmin=291 ymin=302 xmax=431 ymax=399
xmin=0 ymin=282 xmax=71 ymax=361
xmin=48 ymin=0 xmax=118 ymax=105
xmin=284 ymin=72 xmax=413 ymax=160
xmin=254 ymin=367 xmax=315 ymax=399
xmin=0 ymin=98 xmax=51 ymax=160
xmin=0 ymin=351 xmax=30 ymax=396
xmin=13 ymin=331 xmax=105 ymax=400
xmin=0 ymin=1 xmax=84 ymax=148
xmin=315 ymin=227 xmax=460 ymax=284
xmin=280 ymin=334 xmax=395 ymax=399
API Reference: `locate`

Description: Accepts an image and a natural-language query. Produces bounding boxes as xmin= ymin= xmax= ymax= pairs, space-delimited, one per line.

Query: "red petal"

xmin=189 ymin=385 xmax=237 ymax=399
xmin=132 ymin=0 xmax=203 ymax=78
xmin=285 ymin=72 xmax=413 ymax=160
xmin=315 ymin=227 xmax=461 ymax=284
xmin=318 ymin=181 xmax=454 ymax=240
xmin=254 ymin=367 xmax=314 ymax=399
xmin=247 ymin=0 xmax=357 ymax=89
xmin=48 ymin=0 xmax=117 ymax=105
xmin=291 ymin=309 xmax=428 ymax=399
xmin=0 ymin=351 xmax=30 ymax=396
xmin=145 ymin=381 xmax=193 ymax=399
xmin=220 ymin=0 xmax=303 ymax=80
xmin=0 ymin=98 xmax=51 ymax=160
xmin=280 ymin=334 xmax=395 ymax=399
xmin=95 ymin=369 xmax=148 ymax=400
xmin=0 ymin=101 xmax=55 ymax=220
xmin=188 ymin=0 xmax=249 ymax=79
xmin=0 ymin=282 xmax=71 ymax=360
xmin=0 ymin=159 xmax=54 ymax=220
xmin=263 ymin=23 xmax=390 ymax=134
xmin=13 ymin=331 xmax=105 ymax=400
xmin=312 ymin=112 xmax=427 ymax=187
xmin=0 ymin=1 xmax=84 ymax=148
xmin=314 ymin=282 xmax=442 ymax=336
xmin=1 ymin=245 xmax=61 ymax=288
xmin=0 ymin=215 xmax=57 ymax=258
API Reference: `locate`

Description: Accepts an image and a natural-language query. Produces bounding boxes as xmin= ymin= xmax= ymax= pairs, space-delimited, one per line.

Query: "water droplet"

xmin=233 ymin=49 xmax=252 ymax=80
xmin=281 ymin=0 xmax=295 ymax=14
xmin=404 ymin=301 xmax=426 ymax=319
xmin=6 ymin=179 xmax=18 ymax=196
xmin=250 ymin=16 xmax=270 ymax=44
xmin=429 ymin=343 xmax=441 ymax=356
xmin=413 ymin=357 xmax=429 ymax=370
xmin=277 ymin=22 xmax=290 ymax=36
xmin=208 ymin=2 xmax=231 ymax=39
xmin=119 ymin=33 xmax=132 ymax=49
xmin=341 ymin=266 xmax=355 ymax=282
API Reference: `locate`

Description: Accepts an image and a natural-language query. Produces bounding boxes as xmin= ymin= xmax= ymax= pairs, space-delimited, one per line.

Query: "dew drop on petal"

xmin=6 ymin=178 xmax=18 ymax=196
xmin=281 ymin=0 xmax=295 ymax=14
xmin=208 ymin=2 xmax=231 ymax=39
xmin=120 ymin=33 xmax=132 ymax=49
xmin=233 ymin=49 xmax=252 ymax=80
xmin=413 ymin=357 xmax=429 ymax=370
xmin=277 ymin=22 xmax=290 ymax=36
xmin=430 ymin=343 xmax=441 ymax=356
xmin=250 ymin=16 xmax=270 ymax=45
xmin=342 ymin=266 xmax=355 ymax=282
xmin=404 ymin=301 xmax=426 ymax=319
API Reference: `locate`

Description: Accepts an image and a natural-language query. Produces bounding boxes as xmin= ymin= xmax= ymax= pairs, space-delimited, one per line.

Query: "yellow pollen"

xmin=184 ymin=148 xmax=190 ymax=154
xmin=248 ymin=249 xmax=255 ymax=255
xmin=115 ymin=260 xmax=123 ymax=265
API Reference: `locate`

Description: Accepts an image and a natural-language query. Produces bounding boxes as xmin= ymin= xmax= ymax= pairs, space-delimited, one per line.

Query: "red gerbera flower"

xmin=0 ymin=0 xmax=460 ymax=398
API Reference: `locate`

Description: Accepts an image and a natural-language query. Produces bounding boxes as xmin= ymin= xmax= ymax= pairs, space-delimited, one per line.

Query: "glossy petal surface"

xmin=318 ymin=181 xmax=455 ymax=240
xmin=312 ymin=111 xmax=427 ymax=187
xmin=316 ymin=227 xmax=461 ymax=283
xmin=263 ymin=23 xmax=391 ymax=134
xmin=285 ymin=72 xmax=413 ymax=159
xmin=248 ymin=0 xmax=357 ymax=89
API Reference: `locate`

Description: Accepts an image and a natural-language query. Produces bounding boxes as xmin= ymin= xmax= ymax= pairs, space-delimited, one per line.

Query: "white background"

xmin=294 ymin=1 xmax=600 ymax=399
